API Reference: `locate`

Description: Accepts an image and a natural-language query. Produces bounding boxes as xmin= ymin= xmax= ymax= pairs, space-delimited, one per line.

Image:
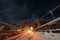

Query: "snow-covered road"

xmin=6 ymin=31 xmax=60 ymax=40
xmin=17 ymin=32 xmax=47 ymax=40
xmin=30 ymin=32 xmax=47 ymax=40
xmin=17 ymin=32 xmax=60 ymax=40
xmin=4 ymin=30 xmax=60 ymax=40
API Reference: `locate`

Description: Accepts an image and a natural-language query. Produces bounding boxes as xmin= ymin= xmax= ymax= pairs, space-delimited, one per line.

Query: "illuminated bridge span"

xmin=0 ymin=17 xmax=59 ymax=40
xmin=4 ymin=18 xmax=60 ymax=40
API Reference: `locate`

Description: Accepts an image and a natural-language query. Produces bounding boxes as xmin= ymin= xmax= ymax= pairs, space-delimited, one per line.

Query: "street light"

xmin=28 ymin=29 xmax=32 ymax=33
xmin=17 ymin=29 xmax=21 ymax=31
xmin=30 ymin=27 xmax=33 ymax=30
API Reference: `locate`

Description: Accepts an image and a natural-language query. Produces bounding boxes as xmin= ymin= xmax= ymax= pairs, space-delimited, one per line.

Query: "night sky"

xmin=0 ymin=0 xmax=60 ymax=24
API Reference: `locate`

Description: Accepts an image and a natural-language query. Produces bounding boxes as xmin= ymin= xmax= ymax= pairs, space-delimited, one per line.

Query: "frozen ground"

xmin=36 ymin=32 xmax=60 ymax=40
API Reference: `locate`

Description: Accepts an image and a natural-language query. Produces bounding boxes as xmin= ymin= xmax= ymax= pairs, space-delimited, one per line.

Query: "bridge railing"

xmin=34 ymin=17 xmax=60 ymax=31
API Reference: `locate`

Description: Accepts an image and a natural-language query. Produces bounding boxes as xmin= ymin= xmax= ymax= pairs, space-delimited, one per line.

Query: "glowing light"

xmin=17 ymin=29 xmax=21 ymax=31
xmin=20 ymin=29 xmax=21 ymax=31
xmin=28 ymin=30 xmax=32 ymax=33
xmin=30 ymin=27 xmax=33 ymax=30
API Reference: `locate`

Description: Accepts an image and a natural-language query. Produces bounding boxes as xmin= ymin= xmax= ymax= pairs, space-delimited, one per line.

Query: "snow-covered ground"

xmin=36 ymin=32 xmax=60 ymax=40
xmin=34 ymin=17 xmax=60 ymax=40
xmin=31 ymin=32 xmax=47 ymax=40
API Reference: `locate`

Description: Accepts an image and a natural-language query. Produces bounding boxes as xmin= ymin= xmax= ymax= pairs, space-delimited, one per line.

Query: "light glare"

xmin=28 ymin=30 xmax=32 ymax=33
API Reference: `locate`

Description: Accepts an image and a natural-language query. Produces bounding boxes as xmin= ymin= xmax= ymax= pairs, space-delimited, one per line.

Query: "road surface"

xmin=6 ymin=31 xmax=47 ymax=40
